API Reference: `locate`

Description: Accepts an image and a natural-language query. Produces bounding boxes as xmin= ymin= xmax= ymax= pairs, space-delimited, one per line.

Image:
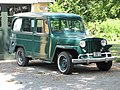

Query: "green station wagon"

xmin=9 ymin=12 xmax=116 ymax=74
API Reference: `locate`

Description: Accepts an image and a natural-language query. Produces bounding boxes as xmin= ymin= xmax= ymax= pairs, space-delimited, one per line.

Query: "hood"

xmin=53 ymin=31 xmax=88 ymax=45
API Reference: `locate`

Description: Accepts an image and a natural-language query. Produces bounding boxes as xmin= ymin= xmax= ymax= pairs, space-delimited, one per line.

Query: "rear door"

xmin=17 ymin=18 xmax=34 ymax=56
xmin=33 ymin=19 xmax=50 ymax=60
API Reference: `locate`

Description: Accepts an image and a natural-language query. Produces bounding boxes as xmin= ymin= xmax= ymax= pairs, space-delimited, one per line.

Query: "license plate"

xmin=93 ymin=52 xmax=101 ymax=57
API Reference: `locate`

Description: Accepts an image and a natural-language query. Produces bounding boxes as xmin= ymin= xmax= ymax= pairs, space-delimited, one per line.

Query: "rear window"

xmin=13 ymin=18 xmax=22 ymax=31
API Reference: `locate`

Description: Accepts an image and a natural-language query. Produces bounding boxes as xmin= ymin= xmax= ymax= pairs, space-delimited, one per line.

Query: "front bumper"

xmin=72 ymin=52 xmax=116 ymax=64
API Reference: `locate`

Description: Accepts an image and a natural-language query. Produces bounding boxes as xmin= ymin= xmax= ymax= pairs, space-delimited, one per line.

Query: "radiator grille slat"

xmin=85 ymin=39 xmax=102 ymax=53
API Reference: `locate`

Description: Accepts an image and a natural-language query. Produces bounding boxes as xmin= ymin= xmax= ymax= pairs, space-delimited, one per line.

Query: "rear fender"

xmin=9 ymin=39 xmax=16 ymax=53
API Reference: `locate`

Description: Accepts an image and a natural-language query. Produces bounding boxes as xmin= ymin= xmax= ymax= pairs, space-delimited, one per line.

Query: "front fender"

xmin=103 ymin=44 xmax=112 ymax=51
xmin=56 ymin=45 xmax=78 ymax=50
xmin=51 ymin=45 xmax=82 ymax=60
xmin=56 ymin=45 xmax=83 ymax=54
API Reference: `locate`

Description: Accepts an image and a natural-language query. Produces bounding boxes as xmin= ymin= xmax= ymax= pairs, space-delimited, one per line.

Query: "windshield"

xmin=50 ymin=18 xmax=85 ymax=33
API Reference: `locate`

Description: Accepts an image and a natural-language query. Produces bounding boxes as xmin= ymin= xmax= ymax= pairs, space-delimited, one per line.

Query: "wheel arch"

xmin=52 ymin=46 xmax=79 ymax=63
xmin=15 ymin=45 xmax=32 ymax=60
xmin=15 ymin=45 xmax=25 ymax=52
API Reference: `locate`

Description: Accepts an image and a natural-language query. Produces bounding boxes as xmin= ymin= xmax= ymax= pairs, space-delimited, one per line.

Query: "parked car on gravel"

xmin=9 ymin=12 xmax=116 ymax=74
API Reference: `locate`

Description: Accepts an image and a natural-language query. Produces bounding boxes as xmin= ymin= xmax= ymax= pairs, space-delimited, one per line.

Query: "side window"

xmin=37 ymin=20 xmax=44 ymax=33
xmin=13 ymin=18 xmax=22 ymax=31
xmin=22 ymin=18 xmax=32 ymax=32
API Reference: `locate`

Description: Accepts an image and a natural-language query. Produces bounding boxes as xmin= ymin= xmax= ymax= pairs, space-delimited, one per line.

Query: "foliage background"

xmin=49 ymin=0 xmax=120 ymax=41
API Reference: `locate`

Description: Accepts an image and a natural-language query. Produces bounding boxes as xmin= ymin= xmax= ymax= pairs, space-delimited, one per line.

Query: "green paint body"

xmin=9 ymin=12 xmax=112 ymax=63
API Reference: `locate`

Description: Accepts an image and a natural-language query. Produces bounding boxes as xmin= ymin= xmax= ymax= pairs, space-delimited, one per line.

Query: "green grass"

xmin=109 ymin=42 xmax=120 ymax=62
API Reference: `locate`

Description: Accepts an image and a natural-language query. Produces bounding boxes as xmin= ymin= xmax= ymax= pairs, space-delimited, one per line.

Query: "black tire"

xmin=57 ymin=51 xmax=73 ymax=74
xmin=16 ymin=47 xmax=29 ymax=66
xmin=96 ymin=61 xmax=112 ymax=71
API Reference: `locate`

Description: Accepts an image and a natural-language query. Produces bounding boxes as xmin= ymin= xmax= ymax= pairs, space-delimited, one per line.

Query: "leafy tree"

xmin=49 ymin=0 xmax=120 ymax=22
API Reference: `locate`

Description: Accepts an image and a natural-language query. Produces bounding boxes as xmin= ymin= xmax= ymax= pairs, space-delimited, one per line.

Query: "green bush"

xmin=86 ymin=18 xmax=120 ymax=41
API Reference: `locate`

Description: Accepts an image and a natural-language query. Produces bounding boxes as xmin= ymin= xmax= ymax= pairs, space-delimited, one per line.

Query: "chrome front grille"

xmin=85 ymin=39 xmax=102 ymax=53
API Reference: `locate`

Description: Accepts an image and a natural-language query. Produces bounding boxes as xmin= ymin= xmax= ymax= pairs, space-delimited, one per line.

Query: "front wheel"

xmin=16 ymin=47 xmax=29 ymax=66
xmin=96 ymin=61 xmax=112 ymax=71
xmin=57 ymin=51 xmax=73 ymax=74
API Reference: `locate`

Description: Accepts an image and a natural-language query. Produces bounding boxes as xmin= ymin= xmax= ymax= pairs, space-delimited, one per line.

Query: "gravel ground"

xmin=0 ymin=60 xmax=120 ymax=90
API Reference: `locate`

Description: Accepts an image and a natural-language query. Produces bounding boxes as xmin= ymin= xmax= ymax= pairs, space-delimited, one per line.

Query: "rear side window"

xmin=22 ymin=18 xmax=32 ymax=32
xmin=13 ymin=18 xmax=22 ymax=31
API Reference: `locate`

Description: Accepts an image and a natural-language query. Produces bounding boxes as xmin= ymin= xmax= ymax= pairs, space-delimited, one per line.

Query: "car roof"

xmin=13 ymin=12 xmax=82 ymax=19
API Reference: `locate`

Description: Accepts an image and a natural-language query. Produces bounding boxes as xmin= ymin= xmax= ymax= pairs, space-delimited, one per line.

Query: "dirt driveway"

xmin=0 ymin=60 xmax=120 ymax=90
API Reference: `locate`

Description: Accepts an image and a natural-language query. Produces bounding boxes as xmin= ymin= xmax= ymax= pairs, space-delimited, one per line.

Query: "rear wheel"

xmin=57 ymin=51 xmax=73 ymax=74
xmin=96 ymin=61 xmax=112 ymax=71
xmin=16 ymin=47 xmax=29 ymax=66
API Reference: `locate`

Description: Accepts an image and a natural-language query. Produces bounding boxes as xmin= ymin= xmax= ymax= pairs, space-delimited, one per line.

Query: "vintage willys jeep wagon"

xmin=9 ymin=12 xmax=116 ymax=74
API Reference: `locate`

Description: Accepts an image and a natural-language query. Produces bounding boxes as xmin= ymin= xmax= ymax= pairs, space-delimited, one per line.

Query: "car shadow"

xmin=28 ymin=61 xmax=58 ymax=72
xmin=27 ymin=61 xmax=110 ymax=75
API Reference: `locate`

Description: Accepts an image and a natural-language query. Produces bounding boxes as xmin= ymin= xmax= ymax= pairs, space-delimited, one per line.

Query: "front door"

xmin=33 ymin=19 xmax=50 ymax=60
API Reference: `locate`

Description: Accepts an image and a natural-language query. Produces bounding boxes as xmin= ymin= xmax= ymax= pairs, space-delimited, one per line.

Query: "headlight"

xmin=101 ymin=39 xmax=107 ymax=46
xmin=80 ymin=41 xmax=86 ymax=48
